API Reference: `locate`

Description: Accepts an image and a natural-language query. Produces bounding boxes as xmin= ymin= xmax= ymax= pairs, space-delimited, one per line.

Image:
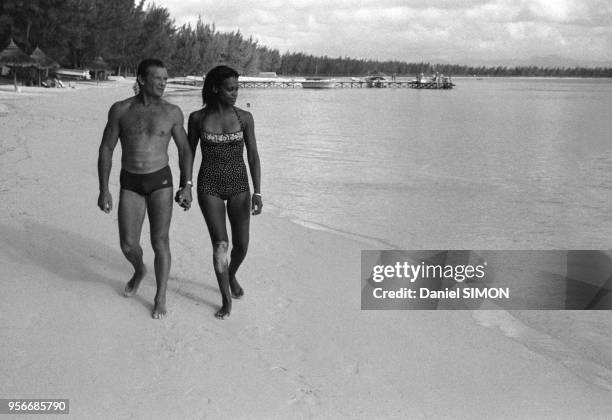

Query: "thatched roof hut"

xmin=90 ymin=56 xmax=111 ymax=81
xmin=0 ymin=39 xmax=36 ymax=90
xmin=30 ymin=47 xmax=60 ymax=70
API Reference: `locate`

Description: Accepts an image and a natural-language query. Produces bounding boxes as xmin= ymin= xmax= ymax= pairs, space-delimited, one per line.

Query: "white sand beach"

xmin=1 ymin=81 xmax=611 ymax=419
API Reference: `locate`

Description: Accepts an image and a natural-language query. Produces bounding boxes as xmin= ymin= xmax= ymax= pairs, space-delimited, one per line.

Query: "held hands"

xmin=97 ymin=191 xmax=113 ymax=213
xmin=175 ymin=187 xmax=193 ymax=211
xmin=252 ymin=193 xmax=263 ymax=215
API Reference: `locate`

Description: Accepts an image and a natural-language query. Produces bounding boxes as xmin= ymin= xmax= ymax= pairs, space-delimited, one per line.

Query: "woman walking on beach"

xmin=182 ymin=65 xmax=262 ymax=319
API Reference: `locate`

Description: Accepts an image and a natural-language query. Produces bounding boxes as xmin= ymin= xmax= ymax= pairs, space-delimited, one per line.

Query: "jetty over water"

xmin=167 ymin=75 xmax=455 ymax=89
xmin=235 ymin=80 xmax=454 ymax=89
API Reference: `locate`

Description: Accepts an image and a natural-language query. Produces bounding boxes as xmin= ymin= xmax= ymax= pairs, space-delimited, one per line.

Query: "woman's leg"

xmin=198 ymin=193 xmax=232 ymax=319
xmin=226 ymin=191 xmax=251 ymax=298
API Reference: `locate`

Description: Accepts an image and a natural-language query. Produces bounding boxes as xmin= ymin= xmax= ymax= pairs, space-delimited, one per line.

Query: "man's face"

xmin=139 ymin=66 xmax=168 ymax=97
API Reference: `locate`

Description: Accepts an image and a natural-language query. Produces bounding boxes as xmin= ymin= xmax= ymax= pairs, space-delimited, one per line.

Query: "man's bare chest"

xmin=120 ymin=107 xmax=173 ymax=139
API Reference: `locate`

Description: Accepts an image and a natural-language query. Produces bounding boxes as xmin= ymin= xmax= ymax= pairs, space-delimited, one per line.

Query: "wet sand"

xmin=1 ymin=82 xmax=610 ymax=418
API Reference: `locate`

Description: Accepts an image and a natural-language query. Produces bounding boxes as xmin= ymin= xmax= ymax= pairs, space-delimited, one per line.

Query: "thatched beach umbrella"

xmin=90 ymin=56 xmax=110 ymax=81
xmin=30 ymin=46 xmax=59 ymax=69
xmin=30 ymin=46 xmax=60 ymax=86
xmin=0 ymin=38 xmax=36 ymax=90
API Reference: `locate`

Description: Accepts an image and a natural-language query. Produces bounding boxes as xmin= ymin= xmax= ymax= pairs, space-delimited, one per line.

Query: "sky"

xmin=153 ymin=0 xmax=612 ymax=67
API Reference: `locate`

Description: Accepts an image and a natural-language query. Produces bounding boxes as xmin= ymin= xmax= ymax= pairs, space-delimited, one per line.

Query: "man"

xmin=97 ymin=58 xmax=193 ymax=319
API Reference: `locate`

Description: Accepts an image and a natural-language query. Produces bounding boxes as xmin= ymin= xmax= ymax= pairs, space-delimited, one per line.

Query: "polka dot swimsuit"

xmin=197 ymin=107 xmax=250 ymax=200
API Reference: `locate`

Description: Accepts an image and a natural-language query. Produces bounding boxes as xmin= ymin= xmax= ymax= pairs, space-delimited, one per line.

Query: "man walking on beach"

xmin=97 ymin=58 xmax=193 ymax=319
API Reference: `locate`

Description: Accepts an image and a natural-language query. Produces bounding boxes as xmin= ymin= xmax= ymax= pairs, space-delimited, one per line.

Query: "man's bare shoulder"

xmin=107 ymin=97 xmax=137 ymax=121
xmin=109 ymin=96 xmax=131 ymax=109
xmin=159 ymin=99 xmax=184 ymax=120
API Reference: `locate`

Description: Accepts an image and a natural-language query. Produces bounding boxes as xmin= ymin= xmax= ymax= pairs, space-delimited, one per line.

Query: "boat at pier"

xmin=365 ymin=75 xmax=389 ymax=88
xmin=410 ymin=72 xmax=455 ymax=89
xmin=167 ymin=75 xmax=203 ymax=86
xmin=301 ymin=77 xmax=336 ymax=89
xmin=238 ymin=74 xmax=295 ymax=87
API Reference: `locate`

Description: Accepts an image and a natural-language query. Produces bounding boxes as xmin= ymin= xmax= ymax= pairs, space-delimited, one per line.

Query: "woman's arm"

xmin=187 ymin=110 xmax=201 ymax=158
xmin=242 ymin=110 xmax=262 ymax=214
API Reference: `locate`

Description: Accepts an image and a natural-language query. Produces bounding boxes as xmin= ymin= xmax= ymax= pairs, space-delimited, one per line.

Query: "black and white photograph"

xmin=1 ymin=1 xmax=611 ymax=418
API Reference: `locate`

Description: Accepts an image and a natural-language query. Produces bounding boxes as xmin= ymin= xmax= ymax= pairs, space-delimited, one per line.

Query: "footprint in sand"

xmin=238 ymin=325 xmax=259 ymax=340
xmin=288 ymin=387 xmax=320 ymax=406
xmin=272 ymin=296 xmax=292 ymax=314
xmin=344 ymin=360 xmax=360 ymax=375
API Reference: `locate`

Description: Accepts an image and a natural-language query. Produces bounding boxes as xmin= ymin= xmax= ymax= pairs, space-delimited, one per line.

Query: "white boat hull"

xmin=301 ymin=79 xmax=335 ymax=89
xmin=55 ymin=68 xmax=91 ymax=80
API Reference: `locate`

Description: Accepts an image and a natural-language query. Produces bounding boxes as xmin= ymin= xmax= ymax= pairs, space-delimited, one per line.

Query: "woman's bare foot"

xmin=152 ymin=296 xmax=167 ymax=319
xmin=230 ymin=276 xmax=244 ymax=299
xmin=215 ymin=302 xmax=231 ymax=319
xmin=124 ymin=265 xmax=146 ymax=297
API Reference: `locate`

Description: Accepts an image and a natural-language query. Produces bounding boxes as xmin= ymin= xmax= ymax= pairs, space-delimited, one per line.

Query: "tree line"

xmin=1 ymin=0 xmax=610 ymax=78
xmin=279 ymin=54 xmax=612 ymax=77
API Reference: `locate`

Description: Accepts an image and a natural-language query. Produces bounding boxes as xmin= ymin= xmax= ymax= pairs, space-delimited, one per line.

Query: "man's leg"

xmin=146 ymin=187 xmax=173 ymax=319
xmin=118 ymin=189 xmax=147 ymax=297
xmin=198 ymin=193 xmax=231 ymax=319
xmin=226 ymin=191 xmax=251 ymax=298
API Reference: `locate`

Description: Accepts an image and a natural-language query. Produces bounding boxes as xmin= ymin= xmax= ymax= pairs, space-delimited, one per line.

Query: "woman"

xmin=185 ymin=65 xmax=262 ymax=319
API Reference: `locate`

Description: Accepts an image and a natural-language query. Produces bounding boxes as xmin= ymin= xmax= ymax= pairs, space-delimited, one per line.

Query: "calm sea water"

xmin=166 ymin=77 xmax=612 ymax=250
xmin=166 ymin=78 xmax=612 ymax=388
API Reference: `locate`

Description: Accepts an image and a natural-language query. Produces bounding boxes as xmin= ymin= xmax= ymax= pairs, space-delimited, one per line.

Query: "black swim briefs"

xmin=120 ymin=166 xmax=173 ymax=196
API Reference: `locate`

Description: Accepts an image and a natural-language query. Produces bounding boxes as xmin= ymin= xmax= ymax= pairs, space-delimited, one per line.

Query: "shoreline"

xmin=1 ymin=82 xmax=611 ymax=418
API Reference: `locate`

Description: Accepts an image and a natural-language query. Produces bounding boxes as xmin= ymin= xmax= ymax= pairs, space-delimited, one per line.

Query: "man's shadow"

xmin=0 ymin=221 xmax=152 ymax=312
xmin=1 ymin=221 xmax=223 ymax=313
xmin=171 ymin=276 xmax=219 ymax=310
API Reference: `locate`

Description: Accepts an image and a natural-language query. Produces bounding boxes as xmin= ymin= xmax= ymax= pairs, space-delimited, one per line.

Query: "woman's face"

xmin=215 ymin=77 xmax=238 ymax=106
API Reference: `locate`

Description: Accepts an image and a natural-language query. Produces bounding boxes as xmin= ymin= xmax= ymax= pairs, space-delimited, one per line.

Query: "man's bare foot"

xmin=215 ymin=304 xmax=231 ymax=320
xmin=230 ymin=277 xmax=244 ymax=299
xmin=124 ymin=266 xmax=147 ymax=297
xmin=152 ymin=297 xmax=167 ymax=319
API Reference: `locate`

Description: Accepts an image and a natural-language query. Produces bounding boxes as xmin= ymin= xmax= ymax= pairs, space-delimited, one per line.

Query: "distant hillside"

xmin=449 ymin=55 xmax=612 ymax=69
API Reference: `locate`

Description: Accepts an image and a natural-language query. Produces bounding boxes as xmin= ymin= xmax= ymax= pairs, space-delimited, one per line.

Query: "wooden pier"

xmin=336 ymin=80 xmax=455 ymax=89
xmin=168 ymin=78 xmax=455 ymax=90
xmin=235 ymin=80 xmax=455 ymax=89
xmin=237 ymin=81 xmax=302 ymax=88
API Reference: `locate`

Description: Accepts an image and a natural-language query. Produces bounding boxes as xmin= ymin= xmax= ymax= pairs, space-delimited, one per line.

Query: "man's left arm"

xmin=171 ymin=106 xmax=194 ymax=210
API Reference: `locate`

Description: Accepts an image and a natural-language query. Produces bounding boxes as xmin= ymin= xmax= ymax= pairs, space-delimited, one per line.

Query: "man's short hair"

xmin=137 ymin=58 xmax=165 ymax=84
